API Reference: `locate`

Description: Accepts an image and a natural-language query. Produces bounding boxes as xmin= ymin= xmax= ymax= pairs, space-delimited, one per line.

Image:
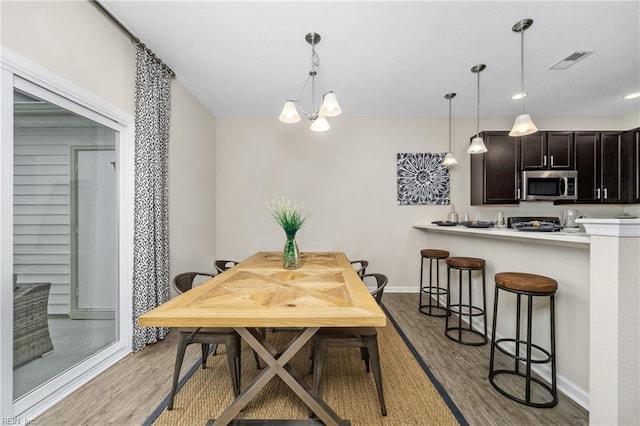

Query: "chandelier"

xmin=278 ymin=32 xmax=342 ymax=132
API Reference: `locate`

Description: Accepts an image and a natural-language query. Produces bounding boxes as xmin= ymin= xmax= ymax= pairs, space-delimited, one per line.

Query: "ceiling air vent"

xmin=549 ymin=51 xmax=594 ymax=70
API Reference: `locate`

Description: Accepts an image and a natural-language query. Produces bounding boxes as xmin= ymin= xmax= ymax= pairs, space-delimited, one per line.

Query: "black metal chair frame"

xmin=445 ymin=264 xmax=488 ymax=346
xmin=168 ymin=272 xmax=241 ymax=410
xmin=215 ymin=259 xmax=239 ymax=274
xmin=311 ymin=273 xmax=388 ymax=416
xmin=350 ymin=259 xmax=369 ymax=278
xmin=489 ymin=284 xmax=558 ymax=408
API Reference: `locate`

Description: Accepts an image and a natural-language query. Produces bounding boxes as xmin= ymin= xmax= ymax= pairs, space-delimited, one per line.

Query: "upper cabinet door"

xmin=547 ymin=132 xmax=574 ymax=169
xmin=471 ymin=131 xmax=520 ymax=205
xmin=634 ymin=130 xmax=640 ymax=203
xmin=521 ymin=132 xmax=573 ymax=170
xmin=574 ymin=132 xmax=599 ymax=202
xmin=520 ymin=133 xmax=547 ymax=170
xmin=601 ymin=132 xmax=624 ymax=203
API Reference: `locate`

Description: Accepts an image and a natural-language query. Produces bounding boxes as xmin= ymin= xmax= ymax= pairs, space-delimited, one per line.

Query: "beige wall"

xmin=215 ymin=115 xmax=628 ymax=292
xmin=1 ymin=1 xmax=218 ymax=279
xmin=168 ymin=83 xmax=217 ymax=279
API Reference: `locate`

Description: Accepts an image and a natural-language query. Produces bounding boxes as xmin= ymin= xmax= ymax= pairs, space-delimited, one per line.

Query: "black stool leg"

xmin=550 ymin=294 xmax=557 ymax=399
xmin=525 ymin=294 xmax=534 ymax=403
xmin=515 ymin=293 xmax=521 ymax=374
xmin=457 ymin=268 xmax=463 ymax=342
xmin=482 ymin=269 xmax=488 ymax=338
xmin=445 ymin=266 xmax=451 ymax=330
xmin=489 ymin=286 xmax=500 ymax=378
xmin=419 ymin=256 xmax=425 ymax=310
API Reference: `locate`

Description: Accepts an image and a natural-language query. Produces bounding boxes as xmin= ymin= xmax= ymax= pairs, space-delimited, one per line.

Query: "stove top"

xmin=507 ymin=216 xmax=561 ymax=228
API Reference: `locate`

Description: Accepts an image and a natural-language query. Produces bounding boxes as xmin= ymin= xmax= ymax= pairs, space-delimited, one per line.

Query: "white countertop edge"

xmin=413 ymin=221 xmax=591 ymax=247
xmin=576 ymin=218 xmax=640 ymax=237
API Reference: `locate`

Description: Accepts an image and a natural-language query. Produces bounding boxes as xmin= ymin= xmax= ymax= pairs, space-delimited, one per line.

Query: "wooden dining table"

xmin=138 ymin=251 xmax=386 ymax=426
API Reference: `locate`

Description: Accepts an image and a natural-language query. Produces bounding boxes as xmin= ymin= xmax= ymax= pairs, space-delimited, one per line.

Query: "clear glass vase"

xmin=283 ymin=234 xmax=300 ymax=270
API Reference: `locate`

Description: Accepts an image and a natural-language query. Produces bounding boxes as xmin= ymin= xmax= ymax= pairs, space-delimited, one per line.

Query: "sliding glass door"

xmin=12 ymin=90 xmax=118 ymax=400
xmin=1 ymin=60 xmax=133 ymax=421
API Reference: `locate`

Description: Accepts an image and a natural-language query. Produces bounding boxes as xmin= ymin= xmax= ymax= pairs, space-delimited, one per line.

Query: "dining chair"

xmin=312 ymin=273 xmax=388 ymax=416
xmin=168 ymin=272 xmax=241 ymax=410
xmin=350 ymin=259 xmax=369 ymax=277
xmin=214 ymin=259 xmax=239 ymax=273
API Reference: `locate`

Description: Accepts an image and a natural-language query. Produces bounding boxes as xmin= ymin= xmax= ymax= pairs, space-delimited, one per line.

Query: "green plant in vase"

xmin=267 ymin=197 xmax=308 ymax=270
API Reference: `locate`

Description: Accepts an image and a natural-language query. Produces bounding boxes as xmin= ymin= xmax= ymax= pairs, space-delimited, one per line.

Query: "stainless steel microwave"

xmin=521 ymin=170 xmax=578 ymax=201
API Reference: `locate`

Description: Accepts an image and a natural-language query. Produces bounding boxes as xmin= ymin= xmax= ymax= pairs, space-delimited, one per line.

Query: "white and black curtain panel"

xmin=132 ymin=45 xmax=171 ymax=351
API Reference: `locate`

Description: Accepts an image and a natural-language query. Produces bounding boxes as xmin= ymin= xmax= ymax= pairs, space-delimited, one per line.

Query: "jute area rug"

xmin=151 ymin=314 xmax=465 ymax=425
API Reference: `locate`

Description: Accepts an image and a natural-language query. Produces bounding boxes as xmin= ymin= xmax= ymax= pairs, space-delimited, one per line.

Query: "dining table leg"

xmin=210 ymin=327 xmax=348 ymax=426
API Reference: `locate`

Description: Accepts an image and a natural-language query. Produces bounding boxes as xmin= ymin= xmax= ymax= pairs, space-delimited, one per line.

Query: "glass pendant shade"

xmin=279 ymin=101 xmax=301 ymax=124
xmin=467 ymin=136 xmax=488 ymax=154
xmin=509 ymin=113 xmax=538 ymax=136
xmin=442 ymin=152 xmax=458 ymax=166
xmin=310 ymin=115 xmax=330 ymax=132
xmin=319 ymin=92 xmax=342 ymax=117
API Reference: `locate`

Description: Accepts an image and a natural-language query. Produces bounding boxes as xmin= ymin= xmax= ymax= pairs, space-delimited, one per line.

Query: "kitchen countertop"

xmin=412 ymin=220 xmax=590 ymax=248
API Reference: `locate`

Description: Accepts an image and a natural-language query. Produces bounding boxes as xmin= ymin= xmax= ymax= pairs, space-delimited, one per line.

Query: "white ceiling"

xmin=101 ymin=1 xmax=640 ymax=118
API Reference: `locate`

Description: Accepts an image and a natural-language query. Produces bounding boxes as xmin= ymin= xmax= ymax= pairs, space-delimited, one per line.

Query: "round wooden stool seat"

xmin=495 ymin=272 xmax=557 ymax=294
xmin=420 ymin=249 xmax=449 ymax=259
xmin=446 ymin=256 xmax=485 ymax=270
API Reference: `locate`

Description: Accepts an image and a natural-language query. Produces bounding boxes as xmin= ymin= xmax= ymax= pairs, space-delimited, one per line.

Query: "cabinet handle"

xmin=603 ymin=188 xmax=608 ymax=200
xmin=550 ymin=155 xmax=554 ymax=167
xmin=596 ymin=188 xmax=601 ymax=199
xmin=517 ymin=188 xmax=521 ymax=200
xmin=543 ymin=155 xmax=547 ymax=167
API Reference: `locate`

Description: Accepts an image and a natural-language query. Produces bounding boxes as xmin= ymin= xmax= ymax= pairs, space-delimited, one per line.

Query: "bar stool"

xmin=489 ymin=272 xmax=558 ymax=408
xmin=445 ymin=256 xmax=487 ymax=345
xmin=419 ymin=249 xmax=450 ymax=316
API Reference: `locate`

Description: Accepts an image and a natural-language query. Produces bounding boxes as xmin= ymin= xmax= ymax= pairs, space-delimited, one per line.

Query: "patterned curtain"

xmin=132 ymin=45 xmax=171 ymax=351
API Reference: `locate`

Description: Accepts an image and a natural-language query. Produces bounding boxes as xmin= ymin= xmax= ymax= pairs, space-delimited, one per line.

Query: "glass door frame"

xmin=1 ymin=48 xmax=135 ymax=421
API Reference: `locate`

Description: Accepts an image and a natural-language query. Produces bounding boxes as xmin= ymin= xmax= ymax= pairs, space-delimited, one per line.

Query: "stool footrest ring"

xmin=444 ymin=327 xmax=488 ymax=346
xmin=448 ymin=304 xmax=485 ymax=317
xmin=420 ymin=286 xmax=448 ymax=296
xmin=419 ymin=305 xmax=449 ymax=317
xmin=489 ymin=369 xmax=558 ymax=408
xmin=494 ymin=338 xmax=553 ymax=364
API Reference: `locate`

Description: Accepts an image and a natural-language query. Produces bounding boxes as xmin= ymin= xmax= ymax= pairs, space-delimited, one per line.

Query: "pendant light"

xmin=509 ymin=19 xmax=538 ymax=137
xmin=279 ymin=32 xmax=341 ymax=132
xmin=468 ymin=64 xmax=488 ymax=154
xmin=442 ymin=92 xmax=458 ymax=167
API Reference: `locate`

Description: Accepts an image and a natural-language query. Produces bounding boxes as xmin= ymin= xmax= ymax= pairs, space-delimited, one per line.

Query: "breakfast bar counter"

xmin=412 ymin=221 xmax=590 ymax=248
xmin=412 ymin=220 xmax=591 ymax=409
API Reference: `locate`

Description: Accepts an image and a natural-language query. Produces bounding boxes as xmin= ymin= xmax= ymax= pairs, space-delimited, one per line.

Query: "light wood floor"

xmin=34 ymin=293 xmax=588 ymax=425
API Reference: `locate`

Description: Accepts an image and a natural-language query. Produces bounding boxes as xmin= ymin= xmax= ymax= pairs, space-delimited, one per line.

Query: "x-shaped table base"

xmin=210 ymin=327 xmax=349 ymax=426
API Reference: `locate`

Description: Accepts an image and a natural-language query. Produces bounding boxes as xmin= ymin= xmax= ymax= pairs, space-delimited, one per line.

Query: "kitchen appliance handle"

xmin=561 ymin=177 xmax=568 ymax=197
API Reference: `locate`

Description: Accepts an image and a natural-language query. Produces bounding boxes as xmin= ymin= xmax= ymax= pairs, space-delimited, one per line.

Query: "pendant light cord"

xmin=448 ymin=97 xmax=452 ymax=152
xmin=476 ymin=71 xmax=481 ymax=138
xmin=520 ymin=28 xmax=525 ymax=115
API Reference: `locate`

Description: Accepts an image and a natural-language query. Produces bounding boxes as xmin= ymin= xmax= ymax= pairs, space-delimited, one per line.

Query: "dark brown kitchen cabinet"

xmin=471 ymin=131 xmax=520 ymax=205
xmin=626 ymin=128 xmax=640 ymax=203
xmin=574 ymin=131 xmax=625 ymax=203
xmin=521 ymin=132 xmax=574 ymax=170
